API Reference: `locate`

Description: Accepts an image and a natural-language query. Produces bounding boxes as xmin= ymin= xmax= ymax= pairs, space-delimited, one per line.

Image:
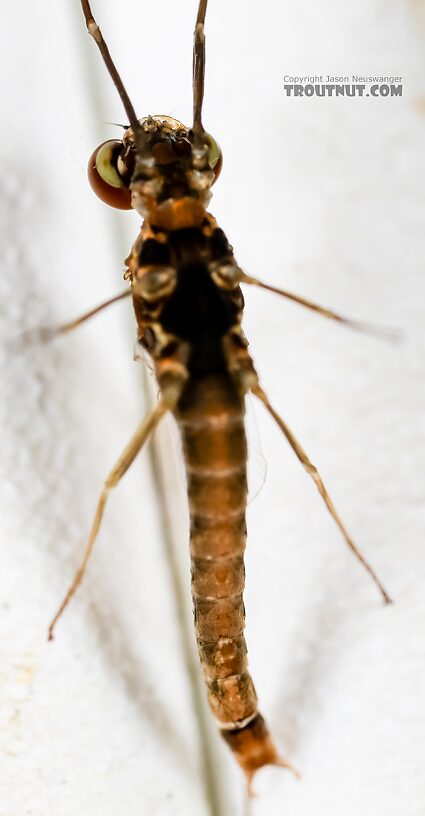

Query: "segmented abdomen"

xmin=176 ymin=373 xmax=281 ymax=784
xmin=178 ymin=373 xmax=256 ymax=724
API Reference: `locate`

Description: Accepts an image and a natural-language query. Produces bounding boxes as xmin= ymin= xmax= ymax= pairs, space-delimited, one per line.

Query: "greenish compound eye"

xmin=95 ymin=141 xmax=125 ymax=187
xmin=205 ymin=132 xmax=223 ymax=182
xmin=87 ymin=139 xmax=132 ymax=209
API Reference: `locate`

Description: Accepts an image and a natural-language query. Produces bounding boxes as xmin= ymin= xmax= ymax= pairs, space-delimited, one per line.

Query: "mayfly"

xmin=46 ymin=0 xmax=393 ymax=794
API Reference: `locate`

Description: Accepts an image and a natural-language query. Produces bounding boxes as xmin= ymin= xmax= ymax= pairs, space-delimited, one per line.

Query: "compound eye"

xmin=205 ymin=132 xmax=223 ymax=183
xmin=87 ymin=140 xmax=132 ymax=209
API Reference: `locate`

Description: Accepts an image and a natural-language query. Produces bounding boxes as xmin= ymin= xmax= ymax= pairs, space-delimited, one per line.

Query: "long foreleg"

xmin=214 ymin=263 xmax=399 ymax=340
xmin=241 ymin=273 xmax=400 ymax=339
xmin=33 ymin=288 xmax=131 ymax=342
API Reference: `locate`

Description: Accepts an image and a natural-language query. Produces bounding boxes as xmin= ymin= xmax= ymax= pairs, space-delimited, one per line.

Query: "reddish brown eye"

xmin=87 ymin=140 xmax=132 ymax=210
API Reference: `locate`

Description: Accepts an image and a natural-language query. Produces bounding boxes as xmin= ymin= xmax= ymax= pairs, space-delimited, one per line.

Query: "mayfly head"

xmin=88 ymin=116 xmax=221 ymax=225
xmin=82 ymin=0 xmax=219 ymax=227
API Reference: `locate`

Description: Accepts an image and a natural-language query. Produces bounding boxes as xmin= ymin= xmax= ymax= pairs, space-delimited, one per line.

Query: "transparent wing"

xmin=245 ymin=394 xmax=268 ymax=505
xmin=155 ymin=391 xmax=267 ymax=508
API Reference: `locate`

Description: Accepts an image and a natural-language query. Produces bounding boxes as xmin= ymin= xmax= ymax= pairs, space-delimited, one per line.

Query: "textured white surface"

xmin=1 ymin=1 xmax=424 ymax=815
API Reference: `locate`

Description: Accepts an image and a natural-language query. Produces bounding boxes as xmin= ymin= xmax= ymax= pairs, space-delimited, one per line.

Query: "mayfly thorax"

xmin=45 ymin=0 xmax=394 ymax=794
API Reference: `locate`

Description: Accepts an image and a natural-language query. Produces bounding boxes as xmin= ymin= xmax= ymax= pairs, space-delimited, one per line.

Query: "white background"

xmin=1 ymin=1 xmax=424 ymax=815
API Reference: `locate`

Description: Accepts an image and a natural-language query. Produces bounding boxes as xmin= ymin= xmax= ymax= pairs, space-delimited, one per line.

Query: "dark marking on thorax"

xmin=159 ymin=227 xmax=240 ymax=375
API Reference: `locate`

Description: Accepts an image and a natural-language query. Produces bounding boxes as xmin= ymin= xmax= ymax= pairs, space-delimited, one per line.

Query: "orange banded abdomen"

xmin=175 ymin=373 xmax=282 ymax=786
